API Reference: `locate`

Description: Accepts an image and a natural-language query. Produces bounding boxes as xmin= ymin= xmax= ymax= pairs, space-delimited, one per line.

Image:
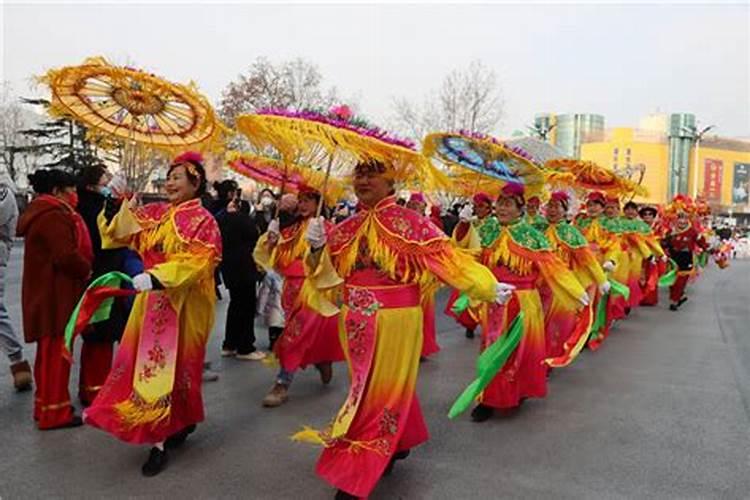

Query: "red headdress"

xmin=297 ymin=184 xmax=321 ymax=199
xmin=172 ymin=151 xmax=205 ymax=178
xmin=664 ymin=194 xmax=696 ymax=221
xmin=526 ymin=195 xmax=541 ymax=206
xmin=549 ymin=190 xmax=570 ymax=210
xmin=604 ymin=194 xmax=620 ymax=206
xmin=408 ymin=192 xmax=426 ymax=204
xmin=499 ymin=182 xmax=525 ymax=206
xmin=587 ymin=191 xmax=605 ymax=205
xmin=473 ymin=192 xmax=492 ymax=206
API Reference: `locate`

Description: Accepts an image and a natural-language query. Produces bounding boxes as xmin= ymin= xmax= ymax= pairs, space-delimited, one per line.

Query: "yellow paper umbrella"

xmin=41 ymin=56 xmax=226 ymax=153
xmin=235 ymin=106 xmax=449 ymax=203
xmin=226 ymin=151 xmax=347 ymax=206
xmin=544 ymin=158 xmax=648 ymax=197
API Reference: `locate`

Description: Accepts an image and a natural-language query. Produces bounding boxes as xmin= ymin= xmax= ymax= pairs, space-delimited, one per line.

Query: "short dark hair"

xmin=77 ymin=164 xmax=108 ymax=189
xmin=639 ymin=206 xmax=657 ymax=217
xmin=623 ymin=201 xmax=639 ymax=211
xmin=213 ymin=179 xmax=239 ymax=201
xmin=28 ymin=169 xmax=76 ymax=195
xmin=259 ymin=188 xmax=276 ymax=200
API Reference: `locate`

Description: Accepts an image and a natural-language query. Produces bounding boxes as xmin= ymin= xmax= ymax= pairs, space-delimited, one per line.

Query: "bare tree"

xmin=0 ymin=83 xmax=42 ymax=182
xmin=219 ymin=57 xmax=339 ymax=126
xmin=391 ymin=60 xmax=504 ymax=141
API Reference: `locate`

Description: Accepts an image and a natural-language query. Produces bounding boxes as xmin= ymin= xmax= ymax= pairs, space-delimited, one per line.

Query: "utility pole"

xmin=682 ymin=124 xmax=715 ymax=198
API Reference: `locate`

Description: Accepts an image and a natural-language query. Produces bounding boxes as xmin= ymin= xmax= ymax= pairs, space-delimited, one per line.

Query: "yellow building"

xmin=580 ymin=127 xmax=750 ymax=214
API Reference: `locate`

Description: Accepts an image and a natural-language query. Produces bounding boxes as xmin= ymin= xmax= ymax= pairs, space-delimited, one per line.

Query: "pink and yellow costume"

xmin=84 ymin=199 xmax=221 ymax=444
xmin=296 ymin=196 xmax=497 ymax=498
xmin=543 ymin=220 xmax=603 ymax=364
xmin=574 ymin=209 xmax=622 ymax=350
xmin=477 ymin=219 xmax=587 ymax=408
xmin=254 ymin=217 xmax=344 ymax=373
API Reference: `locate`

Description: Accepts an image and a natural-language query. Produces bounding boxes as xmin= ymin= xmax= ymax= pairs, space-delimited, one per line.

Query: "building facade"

xmin=534 ymin=113 xmax=605 ymax=158
xmin=580 ymin=124 xmax=750 ymax=216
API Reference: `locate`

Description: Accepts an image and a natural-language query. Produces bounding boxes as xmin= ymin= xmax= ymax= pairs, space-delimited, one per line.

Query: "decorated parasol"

xmin=544 ymin=158 xmax=648 ymax=198
xmin=504 ymin=136 xmax=570 ymax=167
xmin=235 ymin=105 xmax=449 ymax=210
xmin=226 ymin=151 xmax=347 ymax=205
xmin=40 ymin=56 xmax=226 ymax=154
xmin=423 ymin=131 xmax=547 ymax=199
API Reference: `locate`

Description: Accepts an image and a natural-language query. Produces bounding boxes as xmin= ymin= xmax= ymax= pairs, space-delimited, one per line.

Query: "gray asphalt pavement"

xmin=1 ymin=247 xmax=749 ymax=499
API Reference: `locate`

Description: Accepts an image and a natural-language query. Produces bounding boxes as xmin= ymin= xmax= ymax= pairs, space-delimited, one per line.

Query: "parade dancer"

xmin=446 ymin=192 xmax=499 ymax=339
xmin=470 ymin=183 xmax=589 ymax=422
xmin=600 ymin=195 xmax=630 ymax=319
xmin=524 ymin=195 xmax=548 ymax=232
xmin=661 ymin=196 xmax=707 ymax=311
xmin=405 ymin=192 xmax=440 ymax=358
xmin=574 ymin=192 xmax=622 ymax=349
xmin=254 ymin=186 xmax=344 ymax=408
xmin=638 ymin=205 xmax=666 ymax=306
xmin=542 ymin=191 xmax=606 ymax=362
xmin=620 ymin=201 xmax=656 ymax=311
xmin=84 ymin=152 xmax=222 ymax=477
xmin=296 ymin=161 xmax=510 ymax=499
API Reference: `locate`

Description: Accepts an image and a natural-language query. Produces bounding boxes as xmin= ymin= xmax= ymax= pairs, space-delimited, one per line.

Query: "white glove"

xmin=132 ymin=273 xmax=153 ymax=292
xmin=267 ymin=219 xmax=280 ymax=243
xmin=459 ymin=204 xmax=474 ymax=223
xmin=494 ymin=282 xmax=516 ymax=305
xmin=305 ymin=216 xmax=327 ymax=250
xmin=602 ymin=260 xmax=615 ymax=272
xmin=579 ymin=293 xmax=591 ymax=307
xmin=108 ymin=172 xmax=128 ymax=197
xmin=660 ymin=255 xmax=669 ymax=263
xmin=599 ymin=281 xmax=611 ymax=295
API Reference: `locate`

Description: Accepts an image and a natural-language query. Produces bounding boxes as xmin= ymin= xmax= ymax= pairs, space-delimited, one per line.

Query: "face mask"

xmin=99 ymin=186 xmax=113 ymax=198
xmin=66 ymin=191 xmax=79 ymax=208
xmin=260 ymin=196 xmax=274 ymax=208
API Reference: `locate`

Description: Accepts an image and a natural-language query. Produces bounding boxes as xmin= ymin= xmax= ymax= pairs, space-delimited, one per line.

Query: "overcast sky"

xmin=2 ymin=2 xmax=749 ymax=138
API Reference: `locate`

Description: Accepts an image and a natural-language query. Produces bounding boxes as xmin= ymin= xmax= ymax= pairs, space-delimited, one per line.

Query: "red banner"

xmin=704 ymin=159 xmax=723 ymax=202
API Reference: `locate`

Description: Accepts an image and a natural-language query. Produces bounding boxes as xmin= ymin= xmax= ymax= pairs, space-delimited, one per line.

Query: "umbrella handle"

xmin=316 ymin=155 xmax=334 ymax=217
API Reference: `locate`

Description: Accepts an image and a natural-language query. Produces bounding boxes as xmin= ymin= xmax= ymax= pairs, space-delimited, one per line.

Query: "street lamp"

xmin=682 ymin=124 xmax=715 ymax=198
xmin=527 ymin=123 xmax=556 ymax=141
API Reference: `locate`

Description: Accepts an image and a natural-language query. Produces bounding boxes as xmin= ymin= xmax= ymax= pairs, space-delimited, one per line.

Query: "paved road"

xmin=1 ymin=248 xmax=749 ymax=499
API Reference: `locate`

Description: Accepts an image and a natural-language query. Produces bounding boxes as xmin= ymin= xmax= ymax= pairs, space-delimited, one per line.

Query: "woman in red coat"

xmin=17 ymin=169 xmax=92 ymax=430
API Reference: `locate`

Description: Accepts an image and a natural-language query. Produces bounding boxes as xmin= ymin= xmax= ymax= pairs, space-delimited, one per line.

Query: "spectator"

xmin=17 ymin=169 xmax=91 ymax=429
xmin=0 ymin=173 xmax=32 ymax=392
xmin=217 ymin=193 xmax=265 ymax=360
xmin=75 ymin=165 xmax=129 ymax=406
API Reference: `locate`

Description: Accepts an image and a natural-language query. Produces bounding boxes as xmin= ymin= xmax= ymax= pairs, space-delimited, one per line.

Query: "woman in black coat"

xmin=217 ymin=194 xmax=264 ymax=360
xmin=76 ymin=165 xmax=129 ymax=406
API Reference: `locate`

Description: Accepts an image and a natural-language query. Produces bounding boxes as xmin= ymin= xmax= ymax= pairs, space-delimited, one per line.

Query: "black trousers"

xmin=223 ymin=283 xmax=257 ymax=355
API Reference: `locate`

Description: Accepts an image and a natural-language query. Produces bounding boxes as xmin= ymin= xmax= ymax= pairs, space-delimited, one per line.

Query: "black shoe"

xmin=383 ymin=449 xmax=411 ymax=476
xmin=465 ymin=328 xmax=475 ymax=339
xmin=42 ymin=415 xmax=84 ymax=431
xmin=669 ymin=304 xmax=678 ymax=311
xmin=677 ymin=296 xmax=688 ymax=307
xmin=165 ymin=424 xmax=196 ymax=449
xmin=316 ymin=362 xmax=333 ymax=385
xmin=470 ymin=404 xmax=494 ymax=422
xmin=142 ymin=447 xmax=168 ymax=477
xmin=334 ymin=490 xmax=358 ymax=500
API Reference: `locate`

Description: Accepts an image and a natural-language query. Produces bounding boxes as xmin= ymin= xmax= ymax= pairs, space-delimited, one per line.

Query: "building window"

xmin=614 ymin=148 xmax=619 ymax=155
xmin=626 ymin=148 xmax=631 ymax=156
